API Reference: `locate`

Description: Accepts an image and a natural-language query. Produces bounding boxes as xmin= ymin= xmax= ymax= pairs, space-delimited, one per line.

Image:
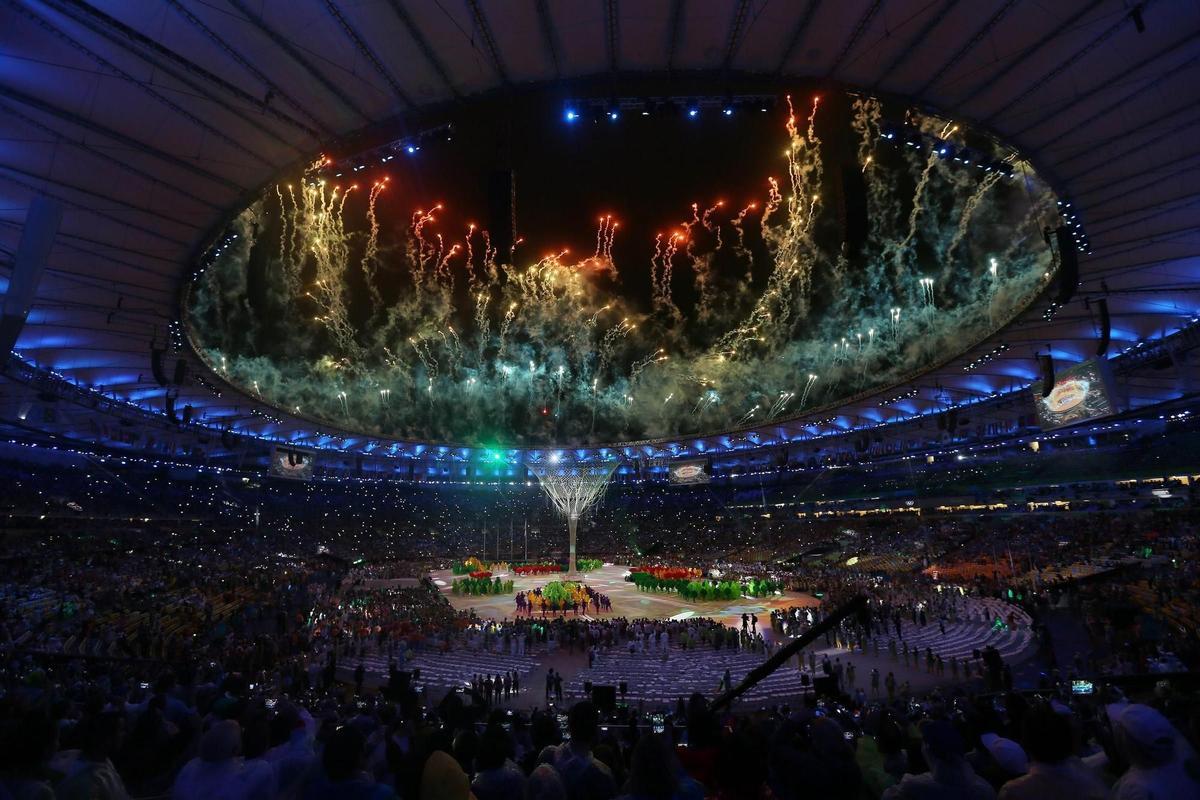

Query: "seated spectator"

xmin=538 ymin=701 xmax=617 ymax=800
xmin=420 ymin=750 xmax=473 ymax=800
xmin=54 ymin=711 xmax=130 ymax=800
xmin=472 ymin=724 xmax=526 ymax=800
xmin=303 ymin=725 xmax=395 ymax=800
xmin=150 ymin=673 xmax=196 ymax=727
xmin=977 ymin=734 xmax=1027 ymax=791
xmin=675 ymin=695 xmax=720 ymax=790
xmin=712 ymin=719 xmax=768 ymax=800
xmin=172 ymin=720 xmax=275 ymax=800
xmin=858 ymin=714 xmax=908 ymax=798
xmin=769 ymin=716 xmax=861 ymax=800
xmin=999 ymin=704 xmax=1103 ymax=800
xmin=527 ymin=763 xmax=568 ymax=800
xmin=1107 ymin=703 xmax=1200 ymax=800
xmin=265 ymin=704 xmax=318 ymax=799
xmin=0 ymin=714 xmax=57 ymax=800
xmin=882 ymin=719 xmax=996 ymax=800
xmin=115 ymin=695 xmax=185 ymax=793
xmin=453 ymin=727 xmax=480 ymax=779
xmin=618 ymin=733 xmax=703 ymax=800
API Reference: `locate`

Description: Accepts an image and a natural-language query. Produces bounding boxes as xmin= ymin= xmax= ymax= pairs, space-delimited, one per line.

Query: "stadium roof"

xmin=1 ymin=0 xmax=1198 ymax=464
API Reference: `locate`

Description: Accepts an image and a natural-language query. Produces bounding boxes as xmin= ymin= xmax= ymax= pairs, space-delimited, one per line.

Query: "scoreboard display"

xmin=668 ymin=459 xmax=710 ymax=485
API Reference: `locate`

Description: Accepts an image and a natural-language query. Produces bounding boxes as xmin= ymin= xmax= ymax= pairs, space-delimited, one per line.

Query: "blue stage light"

xmin=688 ymin=108 xmax=699 ymax=118
xmin=722 ymin=107 xmax=733 ymax=116
xmin=608 ymin=110 xmax=619 ymax=121
xmin=565 ymin=109 xmax=578 ymax=122
xmin=405 ymin=145 xmax=416 ymax=154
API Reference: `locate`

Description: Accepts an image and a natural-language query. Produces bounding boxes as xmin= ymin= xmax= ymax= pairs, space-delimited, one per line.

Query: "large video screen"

xmin=270 ymin=446 xmax=315 ymax=481
xmin=668 ymin=459 xmax=711 ymax=486
xmin=1031 ymin=358 xmax=1116 ymax=431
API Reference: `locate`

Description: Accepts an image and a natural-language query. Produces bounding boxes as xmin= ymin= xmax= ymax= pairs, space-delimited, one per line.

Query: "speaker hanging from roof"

xmin=181 ymin=405 xmax=193 ymax=425
xmin=151 ymin=347 xmax=168 ymax=386
xmin=1053 ymin=227 xmax=1079 ymax=305
xmin=165 ymin=393 xmax=179 ymax=424
xmin=173 ymin=358 xmax=187 ymax=386
xmin=1095 ymin=298 xmax=1111 ymax=357
xmin=1038 ymin=354 xmax=1056 ymax=397
xmin=487 ymin=169 xmax=516 ymax=257
xmin=839 ymin=164 xmax=869 ymax=256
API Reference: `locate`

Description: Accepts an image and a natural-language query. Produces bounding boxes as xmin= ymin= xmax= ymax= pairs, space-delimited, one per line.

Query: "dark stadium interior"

xmin=0 ymin=2 xmax=1199 ymax=799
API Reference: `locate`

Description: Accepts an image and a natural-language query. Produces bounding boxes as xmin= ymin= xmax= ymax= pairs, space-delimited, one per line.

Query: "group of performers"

xmin=514 ymin=584 xmax=612 ymax=616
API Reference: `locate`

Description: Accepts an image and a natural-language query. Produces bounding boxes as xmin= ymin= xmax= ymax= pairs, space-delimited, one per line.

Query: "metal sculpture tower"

xmin=528 ymin=458 xmax=618 ymax=575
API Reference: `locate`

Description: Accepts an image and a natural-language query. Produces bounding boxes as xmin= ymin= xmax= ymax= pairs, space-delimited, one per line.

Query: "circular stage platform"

xmin=430 ymin=563 xmax=819 ymax=629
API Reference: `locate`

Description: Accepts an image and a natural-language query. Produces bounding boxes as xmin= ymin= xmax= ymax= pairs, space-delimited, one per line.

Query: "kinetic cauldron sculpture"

xmin=527 ymin=458 xmax=618 ymax=575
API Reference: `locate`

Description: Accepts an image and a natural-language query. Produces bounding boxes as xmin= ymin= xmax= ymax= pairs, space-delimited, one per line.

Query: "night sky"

xmin=321 ymin=90 xmax=845 ymax=321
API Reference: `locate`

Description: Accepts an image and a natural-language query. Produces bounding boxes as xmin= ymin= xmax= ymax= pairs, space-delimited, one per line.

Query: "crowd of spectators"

xmin=1 ymin=450 xmax=1199 ymax=797
xmin=3 ymin=647 xmax=1197 ymax=800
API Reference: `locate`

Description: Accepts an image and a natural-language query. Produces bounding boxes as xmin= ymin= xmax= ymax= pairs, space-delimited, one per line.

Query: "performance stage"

xmin=429 ymin=563 xmax=819 ymax=629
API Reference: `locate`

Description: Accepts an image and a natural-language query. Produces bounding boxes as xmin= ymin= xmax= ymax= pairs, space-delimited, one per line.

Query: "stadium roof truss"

xmin=1 ymin=0 xmax=1199 ymax=469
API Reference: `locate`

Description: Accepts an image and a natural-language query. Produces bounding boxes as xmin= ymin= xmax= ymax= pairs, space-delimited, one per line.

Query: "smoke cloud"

xmin=187 ymin=98 xmax=1058 ymax=447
